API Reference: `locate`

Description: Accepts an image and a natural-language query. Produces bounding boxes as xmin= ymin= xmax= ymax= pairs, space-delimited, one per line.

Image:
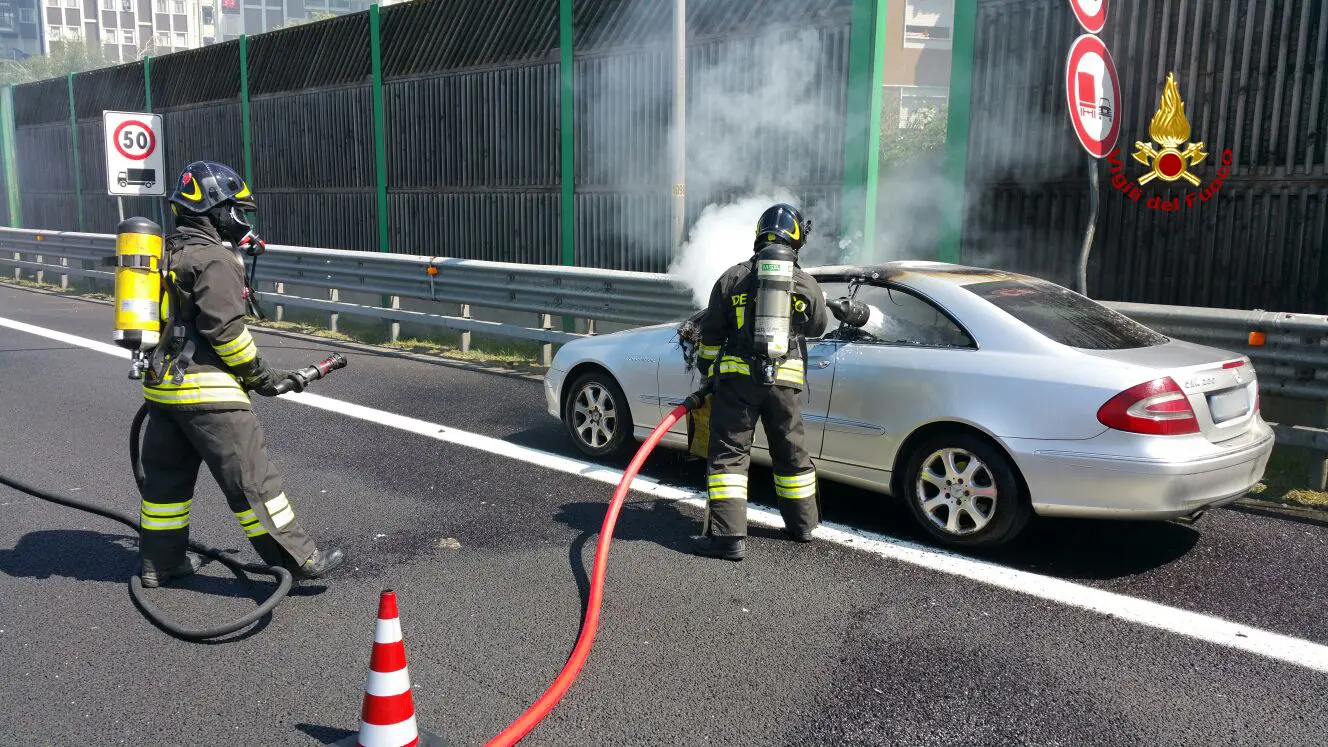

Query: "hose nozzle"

xmin=276 ymin=353 xmax=348 ymax=394
xmin=307 ymin=352 xmax=347 ymax=380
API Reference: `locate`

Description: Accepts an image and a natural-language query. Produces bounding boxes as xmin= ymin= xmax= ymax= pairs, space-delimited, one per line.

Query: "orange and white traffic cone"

xmin=335 ymin=589 xmax=450 ymax=747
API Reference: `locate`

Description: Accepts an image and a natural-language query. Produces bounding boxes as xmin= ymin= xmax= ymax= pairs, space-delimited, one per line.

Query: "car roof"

xmin=805 ymin=260 xmax=1041 ymax=288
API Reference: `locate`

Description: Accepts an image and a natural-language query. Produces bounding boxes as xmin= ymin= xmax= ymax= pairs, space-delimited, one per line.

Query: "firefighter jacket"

xmin=696 ymin=251 xmax=828 ymax=391
xmin=141 ymin=227 xmax=274 ymax=410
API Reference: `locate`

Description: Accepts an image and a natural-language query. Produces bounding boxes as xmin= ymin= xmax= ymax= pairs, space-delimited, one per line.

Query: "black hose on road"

xmin=0 ymin=402 xmax=293 ymax=642
xmin=0 ymin=354 xmax=348 ymax=641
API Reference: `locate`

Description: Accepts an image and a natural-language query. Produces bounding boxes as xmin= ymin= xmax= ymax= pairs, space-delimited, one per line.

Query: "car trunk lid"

xmin=1077 ymin=339 xmax=1258 ymax=444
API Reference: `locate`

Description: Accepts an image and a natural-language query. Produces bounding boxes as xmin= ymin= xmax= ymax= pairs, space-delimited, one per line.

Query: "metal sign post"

xmin=1064 ymin=31 xmax=1119 ymax=296
xmin=672 ymin=0 xmax=686 ymax=252
xmin=103 ymin=110 xmax=166 ymax=223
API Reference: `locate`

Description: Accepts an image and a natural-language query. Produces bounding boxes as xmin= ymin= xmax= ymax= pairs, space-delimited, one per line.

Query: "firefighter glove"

xmin=235 ymin=354 xmax=296 ymax=397
xmin=284 ymin=371 xmax=309 ymax=394
xmin=828 ymin=296 xmax=871 ymax=328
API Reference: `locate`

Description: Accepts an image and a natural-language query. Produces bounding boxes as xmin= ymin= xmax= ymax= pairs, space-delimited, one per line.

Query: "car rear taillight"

xmin=1097 ymin=377 xmax=1200 ymax=436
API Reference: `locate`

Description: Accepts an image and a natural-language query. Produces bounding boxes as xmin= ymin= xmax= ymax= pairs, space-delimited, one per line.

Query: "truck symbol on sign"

xmin=118 ymin=168 xmax=156 ymax=188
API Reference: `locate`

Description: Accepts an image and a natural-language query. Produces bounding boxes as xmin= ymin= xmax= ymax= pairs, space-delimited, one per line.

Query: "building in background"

xmin=883 ymin=0 xmax=953 ymax=129
xmin=28 ymin=0 xmax=408 ymax=62
xmin=0 ymin=0 xmax=44 ymax=60
xmin=37 ymin=0 xmax=216 ymax=60
xmin=216 ymin=0 xmax=392 ymax=41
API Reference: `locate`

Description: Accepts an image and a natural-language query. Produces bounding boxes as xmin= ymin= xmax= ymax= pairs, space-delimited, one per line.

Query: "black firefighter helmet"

xmin=169 ymin=161 xmax=259 ymax=249
xmin=754 ymin=203 xmax=810 ymax=253
xmin=169 ymin=160 xmax=255 ymax=215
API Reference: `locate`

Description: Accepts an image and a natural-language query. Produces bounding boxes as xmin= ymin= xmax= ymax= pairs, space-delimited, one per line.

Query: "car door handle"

xmin=809 ymin=359 xmax=830 ymax=369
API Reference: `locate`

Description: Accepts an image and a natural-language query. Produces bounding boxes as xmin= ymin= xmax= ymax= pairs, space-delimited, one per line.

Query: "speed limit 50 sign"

xmin=103 ymin=110 xmax=165 ymax=196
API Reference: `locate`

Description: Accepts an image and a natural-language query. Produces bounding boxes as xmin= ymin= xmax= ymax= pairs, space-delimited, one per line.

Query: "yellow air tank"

xmin=112 ymin=217 xmax=165 ymax=352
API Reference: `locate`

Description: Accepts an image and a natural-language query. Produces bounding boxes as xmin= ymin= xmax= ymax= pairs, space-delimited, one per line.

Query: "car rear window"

xmin=964 ymin=278 xmax=1170 ymax=350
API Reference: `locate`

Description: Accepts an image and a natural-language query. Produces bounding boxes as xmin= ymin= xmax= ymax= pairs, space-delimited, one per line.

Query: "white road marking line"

xmin=4 ymin=313 xmax=1328 ymax=674
xmin=0 ymin=316 xmax=133 ymax=359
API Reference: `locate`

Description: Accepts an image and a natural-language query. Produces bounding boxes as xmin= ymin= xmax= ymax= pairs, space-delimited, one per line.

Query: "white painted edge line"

xmin=4 ymin=313 xmax=1328 ymax=675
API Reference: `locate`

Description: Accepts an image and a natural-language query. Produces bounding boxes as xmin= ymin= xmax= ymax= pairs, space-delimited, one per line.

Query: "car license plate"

xmin=1207 ymin=388 xmax=1249 ymax=423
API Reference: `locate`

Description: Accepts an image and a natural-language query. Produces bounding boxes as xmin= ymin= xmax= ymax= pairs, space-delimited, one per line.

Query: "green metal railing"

xmin=938 ymin=0 xmax=976 ymax=264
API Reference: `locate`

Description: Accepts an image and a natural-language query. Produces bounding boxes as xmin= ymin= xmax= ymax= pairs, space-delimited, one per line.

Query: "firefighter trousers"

xmin=137 ymin=405 xmax=319 ymax=576
xmin=704 ymin=376 xmax=819 ymax=539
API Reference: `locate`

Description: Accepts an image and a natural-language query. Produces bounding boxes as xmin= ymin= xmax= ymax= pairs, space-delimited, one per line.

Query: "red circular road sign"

xmin=112 ymin=119 xmax=156 ymax=161
xmin=1064 ymin=34 xmax=1121 ymax=158
xmin=1068 ymin=0 xmax=1107 ymax=34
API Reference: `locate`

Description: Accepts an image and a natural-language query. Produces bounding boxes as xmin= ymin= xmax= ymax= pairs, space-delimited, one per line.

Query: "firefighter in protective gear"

xmin=135 ymin=160 xmax=347 ymax=588
xmin=691 ymin=203 xmax=869 ymax=561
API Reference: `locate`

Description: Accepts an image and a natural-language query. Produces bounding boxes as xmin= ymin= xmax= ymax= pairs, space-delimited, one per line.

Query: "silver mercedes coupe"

xmin=544 ymin=261 xmax=1274 ymax=549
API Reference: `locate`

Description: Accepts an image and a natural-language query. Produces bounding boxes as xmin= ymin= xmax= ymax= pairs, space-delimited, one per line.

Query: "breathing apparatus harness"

xmin=226 ymin=207 xmax=268 ymax=322
xmin=749 ymin=240 xmax=810 ymax=387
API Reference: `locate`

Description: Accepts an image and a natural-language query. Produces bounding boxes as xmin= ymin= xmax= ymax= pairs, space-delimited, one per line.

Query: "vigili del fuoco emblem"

xmin=1133 ymin=72 xmax=1208 ymax=186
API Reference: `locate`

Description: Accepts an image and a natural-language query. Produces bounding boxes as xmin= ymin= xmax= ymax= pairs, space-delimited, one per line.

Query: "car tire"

xmin=900 ymin=431 xmax=1031 ymax=550
xmin=563 ymin=371 xmax=634 ymax=459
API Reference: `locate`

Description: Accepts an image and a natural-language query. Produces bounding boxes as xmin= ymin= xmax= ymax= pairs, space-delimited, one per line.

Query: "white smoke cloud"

xmin=666 ymin=191 xmax=797 ymax=307
xmin=576 ymin=2 xmax=1079 ymax=289
xmin=660 ymin=27 xmax=841 ymax=303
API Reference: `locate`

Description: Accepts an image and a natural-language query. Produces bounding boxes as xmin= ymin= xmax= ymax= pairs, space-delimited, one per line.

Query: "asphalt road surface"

xmin=2 ymin=283 xmax=1327 ymax=747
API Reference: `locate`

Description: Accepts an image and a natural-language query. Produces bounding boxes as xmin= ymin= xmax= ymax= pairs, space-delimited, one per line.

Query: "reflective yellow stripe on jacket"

xmin=716 ymin=355 xmax=804 ymax=385
xmin=143 ymin=371 xmax=250 ymax=407
xmin=213 ymin=328 xmax=258 ymax=367
xmin=717 ymin=355 xmax=750 ymax=376
xmin=775 ymin=359 xmax=805 ymax=386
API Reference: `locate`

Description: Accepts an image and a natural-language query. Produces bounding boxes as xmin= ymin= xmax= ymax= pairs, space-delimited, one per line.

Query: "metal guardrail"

xmin=0 ymin=227 xmax=699 ymax=362
xmin=2 ymin=227 xmax=1326 ymax=453
xmin=1111 ymin=302 xmax=1328 ymax=403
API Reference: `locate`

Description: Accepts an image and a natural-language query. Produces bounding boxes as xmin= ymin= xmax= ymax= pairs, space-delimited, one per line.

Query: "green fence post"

xmin=839 ymin=0 xmax=888 ymax=264
xmin=560 ymin=0 xmax=574 ymax=268
xmin=369 ymin=4 xmax=396 ymax=338
xmin=370 ymin=4 xmax=389 ymax=253
xmin=937 ymin=0 xmax=976 ymax=264
xmin=239 ymin=35 xmax=254 ymax=219
xmin=67 ymin=72 xmax=83 ymax=232
xmin=1 ymin=85 xmax=22 ymax=228
xmin=143 ymin=55 xmax=164 ymax=227
xmin=559 ymin=0 xmax=575 ymax=333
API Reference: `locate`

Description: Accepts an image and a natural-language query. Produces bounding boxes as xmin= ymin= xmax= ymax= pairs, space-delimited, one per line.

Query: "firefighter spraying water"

xmin=683 ymin=203 xmax=873 ymax=561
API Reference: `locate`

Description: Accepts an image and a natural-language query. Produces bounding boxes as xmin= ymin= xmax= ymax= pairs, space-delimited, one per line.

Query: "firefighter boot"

xmin=783 ymin=527 xmax=814 ymax=543
xmin=690 ymin=535 xmax=745 ymax=561
xmin=291 ymin=546 xmax=347 ymax=581
xmin=140 ymin=552 xmax=205 ymax=589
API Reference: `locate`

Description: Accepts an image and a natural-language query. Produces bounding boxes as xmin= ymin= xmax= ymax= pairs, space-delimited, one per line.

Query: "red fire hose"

xmin=485 ymin=390 xmax=704 ymax=747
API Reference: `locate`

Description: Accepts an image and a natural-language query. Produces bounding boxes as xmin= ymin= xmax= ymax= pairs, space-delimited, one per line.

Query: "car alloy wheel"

xmin=563 ymin=371 xmax=634 ymax=458
xmin=572 ymin=381 xmax=619 ymax=450
xmin=901 ymin=432 xmax=1031 ymax=549
xmin=915 ymin=447 xmax=998 ymax=536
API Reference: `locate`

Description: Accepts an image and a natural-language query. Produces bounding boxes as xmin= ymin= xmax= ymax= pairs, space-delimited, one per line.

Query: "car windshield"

xmin=963 ymin=278 xmax=1169 ymax=350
